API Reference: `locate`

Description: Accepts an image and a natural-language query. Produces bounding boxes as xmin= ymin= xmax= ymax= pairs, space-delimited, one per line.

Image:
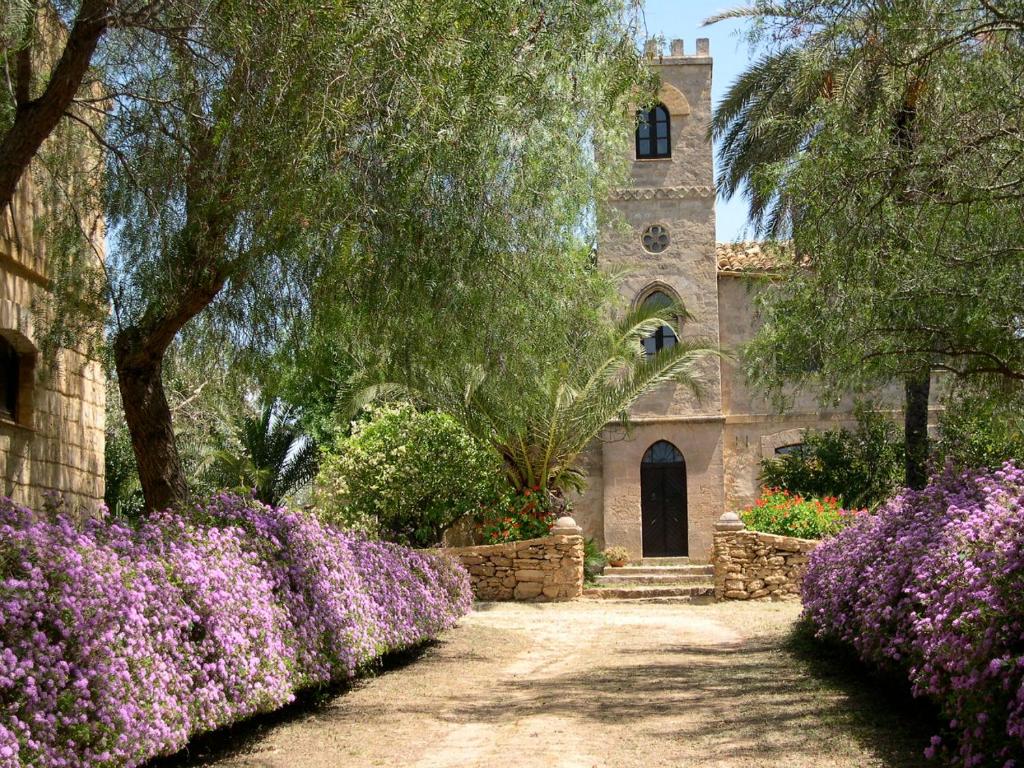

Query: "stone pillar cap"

xmin=715 ymin=511 xmax=746 ymax=532
xmin=551 ymin=515 xmax=582 ymax=535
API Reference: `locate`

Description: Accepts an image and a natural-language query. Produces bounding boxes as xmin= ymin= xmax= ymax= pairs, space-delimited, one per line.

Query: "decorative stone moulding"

xmin=641 ymin=224 xmax=670 ymax=254
xmin=610 ymin=186 xmax=715 ymax=201
xmin=715 ymin=511 xmax=746 ymax=532
xmin=551 ymin=515 xmax=583 ymax=536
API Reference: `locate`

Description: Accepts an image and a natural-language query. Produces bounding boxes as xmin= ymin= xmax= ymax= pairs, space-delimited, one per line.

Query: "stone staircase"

xmin=582 ymin=558 xmax=714 ymax=602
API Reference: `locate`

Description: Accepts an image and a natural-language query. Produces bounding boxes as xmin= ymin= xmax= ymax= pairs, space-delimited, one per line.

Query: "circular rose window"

xmin=641 ymin=224 xmax=670 ymax=253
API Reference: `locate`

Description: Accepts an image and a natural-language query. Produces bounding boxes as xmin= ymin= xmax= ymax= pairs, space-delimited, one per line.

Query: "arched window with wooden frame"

xmin=638 ymin=289 xmax=679 ymax=357
xmin=636 ymin=104 xmax=671 ymax=159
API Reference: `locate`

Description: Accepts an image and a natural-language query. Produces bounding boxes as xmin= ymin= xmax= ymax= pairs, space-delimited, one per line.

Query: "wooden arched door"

xmin=640 ymin=441 xmax=688 ymax=557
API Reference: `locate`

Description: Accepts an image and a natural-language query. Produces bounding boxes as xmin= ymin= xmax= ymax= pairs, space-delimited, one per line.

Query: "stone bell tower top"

xmin=625 ymin=37 xmax=714 ymax=193
xmin=599 ymin=36 xmax=722 ymax=419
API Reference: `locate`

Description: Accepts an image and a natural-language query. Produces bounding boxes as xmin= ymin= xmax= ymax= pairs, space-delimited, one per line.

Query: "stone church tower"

xmin=571 ymin=38 xmax=919 ymax=563
xmin=575 ymin=38 xmax=727 ymax=561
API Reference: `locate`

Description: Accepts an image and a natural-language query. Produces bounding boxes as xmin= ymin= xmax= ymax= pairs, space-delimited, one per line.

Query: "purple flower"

xmin=0 ymin=493 xmax=471 ymax=767
xmin=802 ymin=462 xmax=1024 ymax=765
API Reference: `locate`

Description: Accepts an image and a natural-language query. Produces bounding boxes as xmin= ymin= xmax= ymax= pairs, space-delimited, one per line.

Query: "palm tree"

xmin=205 ymin=398 xmax=319 ymax=507
xmin=430 ymin=300 xmax=717 ymax=505
xmin=706 ymin=2 xmax=935 ymax=488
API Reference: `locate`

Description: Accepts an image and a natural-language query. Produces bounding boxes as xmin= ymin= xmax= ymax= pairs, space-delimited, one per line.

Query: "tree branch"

xmin=0 ymin=0 xmax=111 ymax=212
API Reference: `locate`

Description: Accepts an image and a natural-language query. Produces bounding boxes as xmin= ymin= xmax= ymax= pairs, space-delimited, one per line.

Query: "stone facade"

xmin=0 ymin=12 xmax=105 ymax=512
xmin=571 ymin=38 xmax=940 ymax=563
xmin=443 ymin=534 xmax=585 ymax=602
xmin=0 ymin=179 xmax=106 ymax=513
xmin=712 ymin=514 xmax=817 ymax=601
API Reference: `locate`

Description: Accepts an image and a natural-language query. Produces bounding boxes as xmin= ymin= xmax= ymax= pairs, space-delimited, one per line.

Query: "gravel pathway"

xmin=169 ymin=600 xmax=932 ymax=768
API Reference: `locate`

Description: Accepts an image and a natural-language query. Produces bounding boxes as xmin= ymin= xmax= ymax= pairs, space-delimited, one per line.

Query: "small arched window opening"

xmin=774 ymin=443 xmax=805 ymax=456
xmin=0 ymin=336 xmax=20 ymax=422
xmin=636 ymin=104 xmax=671 ymax=159
xmin=640 ymin=290 xmax=678 ymax=357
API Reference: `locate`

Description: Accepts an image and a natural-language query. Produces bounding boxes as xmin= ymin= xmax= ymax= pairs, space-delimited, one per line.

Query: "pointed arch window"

xmin=643 ymin=440 xmax=684 ymax=465
xmin=640 ymin=290 xmax=678 ymax=357
xmin=636 ymin=104 xmax=671 ymax=159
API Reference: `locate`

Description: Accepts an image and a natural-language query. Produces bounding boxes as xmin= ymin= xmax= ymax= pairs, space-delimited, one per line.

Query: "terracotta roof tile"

xmin=716 ymin=241 xmax=806 ymax=274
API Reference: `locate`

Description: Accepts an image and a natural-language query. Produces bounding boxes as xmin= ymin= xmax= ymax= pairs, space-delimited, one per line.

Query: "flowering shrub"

xmin=740 ymin=487 xmax=857 ymax=539
xmin=802 ymin=464 xmax=1024 ymax=766
xmin=479 ymin=487 xmax=556 ymax=543
xmin=0 ymin=493 xmax=471 ymax=768
xmin=314 ymin=403 xmax=502 ymax=547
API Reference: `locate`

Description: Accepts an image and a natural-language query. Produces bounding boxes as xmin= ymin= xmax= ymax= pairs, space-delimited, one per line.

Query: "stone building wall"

xmin=0 ymin=180 xmax=106 ymax=513
xmin=0 ymin=11 xmax=106 ymax=513
xmin=716 ymin=272 xmax=930 ymax=512
xmin=443 ymin=534 xmax=585 ymax=602
xmin=712 ymin=516 xmax=817 ymax=601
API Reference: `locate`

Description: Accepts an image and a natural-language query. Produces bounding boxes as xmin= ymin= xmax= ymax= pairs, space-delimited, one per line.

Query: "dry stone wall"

xmin=443 ymin=534 xmax=585 ymax=602
xmin=712 ymin=514 xmax=817 ymax=601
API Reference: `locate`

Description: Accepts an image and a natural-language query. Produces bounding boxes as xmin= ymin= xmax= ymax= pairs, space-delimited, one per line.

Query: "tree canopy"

xmin=13 ymin=0 xmax=653 ymax=510
xmin=710 ymin=0 xmax=1024 ymax=481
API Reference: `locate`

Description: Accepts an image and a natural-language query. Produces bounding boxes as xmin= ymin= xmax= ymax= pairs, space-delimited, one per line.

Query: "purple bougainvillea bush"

xmin=802 ymin=463 xmax=1024 ymax=767
xmin=0 ymin=493 xmax=471 ymax=768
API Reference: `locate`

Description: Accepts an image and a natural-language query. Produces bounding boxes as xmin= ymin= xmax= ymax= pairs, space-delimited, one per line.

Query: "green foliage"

xmin=711 ymin=1 xmax=1024 ymax=397
xmin=423 ymin=297 xmax=717 ymax=495
xmin=740 ymin=488 xmax=856 ymax=540
xmin=203 ymin=398 xmax=318 ymax=507
xmin=314 ymin=403 xmax=503 ymax=547
xmin=759 ymin=408 xmax=905 ymax=509
xmin=936 ymin=382 xmax=1024 ymax=472
xmin=20 ymin=0 xmax=652 ymax=510
xmin=583 ymin=537 xmax=607 ymax=585
xmin=103 ymin=379 xmax=144 ymax=520
xmin=603 ymin=546 xmax=630 ymax=565
xmin=479 ymin=488 xmax=556 ymax=544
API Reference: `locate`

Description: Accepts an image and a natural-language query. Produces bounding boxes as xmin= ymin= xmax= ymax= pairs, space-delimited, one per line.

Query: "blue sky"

xmin=639 ymin=1 xmax=753 ymax=241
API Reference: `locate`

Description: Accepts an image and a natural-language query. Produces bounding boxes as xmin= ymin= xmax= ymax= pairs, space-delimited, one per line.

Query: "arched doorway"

xmin=640 ymin=441 xmax=687 ymax=557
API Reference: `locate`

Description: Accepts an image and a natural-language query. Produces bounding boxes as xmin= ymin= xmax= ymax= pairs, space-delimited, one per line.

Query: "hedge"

xmin=0 ymin=493 xmax=471 ymax=767
xmin=802 ymin=464 xmax=1024 ymax=766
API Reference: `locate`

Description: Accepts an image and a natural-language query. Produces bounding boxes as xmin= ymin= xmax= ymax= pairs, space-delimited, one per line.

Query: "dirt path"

xmin=173 ymin=601 xmax=931 ymax=768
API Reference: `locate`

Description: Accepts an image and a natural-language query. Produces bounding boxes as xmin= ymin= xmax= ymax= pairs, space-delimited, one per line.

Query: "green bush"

xmin=759 ymin=407 xmax=904 ymax=509
xmin=583 ymin=537 xmax=607 ymax=584
xmin=313 ymin=403 xmax=503 ymax=547
xmin=740 ymin=488 xmax=858 ymax=539
xmin=936 ymin=384 xmax=1024 ymax=471
xmin=478 ymin=487 xmax=556 ymax=543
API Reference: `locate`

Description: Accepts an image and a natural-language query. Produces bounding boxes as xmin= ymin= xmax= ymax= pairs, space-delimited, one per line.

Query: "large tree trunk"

xmin=116 ymin=351 xmax=188 ymax=512
xmin=0 ymin=0 xmax=110 ymax=211
xmin=113 ymin=258 xmax=229 ymax=511
xmin=904 ymin=371 xmax=931 ymax=490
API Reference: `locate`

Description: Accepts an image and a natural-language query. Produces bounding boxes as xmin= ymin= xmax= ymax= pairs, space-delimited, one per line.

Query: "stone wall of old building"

xmin=0 ymin=177 xmax=105 ymax=513
xmin=442 ymin=533 xmax=585 ymax=602
xmin=712 ymin=514 xmax=816 ymax=601
xmin=0 ymin=8 xmax=106 ymax=520
xmin=716 ymin=272 xmax=941 ymax=512
xmin=576 ymin=39 xmax=727 ymax=563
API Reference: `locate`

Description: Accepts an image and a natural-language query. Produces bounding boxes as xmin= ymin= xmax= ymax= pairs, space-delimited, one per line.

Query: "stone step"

xmin=582 ymin=584 xmax=714 ymax=600
xmin=604 ymin=564 xmax=712 ymax=577
xmin=586 ymin=594 xmax=717 ymax=605
xmin=594 ymin=573 xmax=711 ymax=586
xmin=640 ymin=557 xmax=695 ymax=566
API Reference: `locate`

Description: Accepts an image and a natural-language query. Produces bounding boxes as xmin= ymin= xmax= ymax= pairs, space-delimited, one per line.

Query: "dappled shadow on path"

xmin=434 ymin=626 xmax=934 ymax=767
xmin=145 ymin=642 xmax=436 ymax=767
